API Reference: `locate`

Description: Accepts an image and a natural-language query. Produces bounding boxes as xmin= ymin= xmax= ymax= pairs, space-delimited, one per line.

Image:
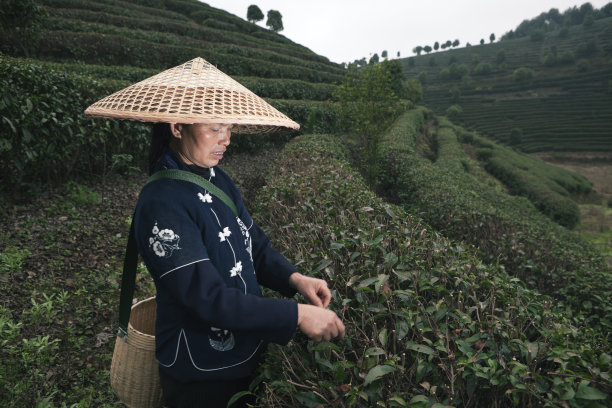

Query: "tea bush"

xmin=437 ymin=119 xmax=590 ymax=229
xmin=376 ymin=109 xmax=612 ymax=333
xmin=34 ymin=30 xmax=343 ymax=83
xmin=253 ymin=133 xmax=611 ymax=407
xmin=29 ymin=60 xmax=337 ymax=101
xmin=0 ymin=55 xmax=150 ymax=195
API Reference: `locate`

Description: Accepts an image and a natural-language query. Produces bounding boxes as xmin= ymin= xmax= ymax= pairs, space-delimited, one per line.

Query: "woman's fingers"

xmin=297 ymin=304 xmax=345 ymax=342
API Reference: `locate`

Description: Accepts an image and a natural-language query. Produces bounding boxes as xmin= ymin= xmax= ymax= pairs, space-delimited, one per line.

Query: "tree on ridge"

xmin=266 ymin=10 xmax=283 ymax=32
xmin=247 ymin=5 xmax=264 ymax=23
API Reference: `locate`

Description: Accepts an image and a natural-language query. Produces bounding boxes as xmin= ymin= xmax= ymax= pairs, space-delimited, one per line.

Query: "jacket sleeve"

xmin=250 ymin=222 xmax=298 ymax=298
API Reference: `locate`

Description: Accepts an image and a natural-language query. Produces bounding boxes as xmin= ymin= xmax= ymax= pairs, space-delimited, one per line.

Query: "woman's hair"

xmin=149 ymin=123 xmax=173 ymax=174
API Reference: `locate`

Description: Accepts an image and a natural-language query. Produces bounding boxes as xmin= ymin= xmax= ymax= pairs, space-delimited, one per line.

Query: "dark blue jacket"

xmin=134 ymin=149 xmax=298 ymax=382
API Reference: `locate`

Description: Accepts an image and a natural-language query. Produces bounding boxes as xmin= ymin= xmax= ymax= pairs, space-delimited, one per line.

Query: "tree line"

xmin=502 ymin=1 xmax=612 ymax=40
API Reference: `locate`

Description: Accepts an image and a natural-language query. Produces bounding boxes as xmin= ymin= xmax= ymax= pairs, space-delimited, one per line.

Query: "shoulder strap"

xmin=118 ymin=216 xmax=137 ymax=336
xmin=146 ymin=168 xmax=238 ymax=216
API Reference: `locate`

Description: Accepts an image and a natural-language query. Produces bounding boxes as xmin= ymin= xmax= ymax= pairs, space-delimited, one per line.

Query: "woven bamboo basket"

xmin=110 ymin=297 xmax=162 ymax=408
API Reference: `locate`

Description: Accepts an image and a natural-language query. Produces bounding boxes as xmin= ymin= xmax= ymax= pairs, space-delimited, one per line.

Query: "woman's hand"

xmin=297 ymin=304 xmax=345 ymax=342
xmin=289 ymin=272 xmax=331 ymax=308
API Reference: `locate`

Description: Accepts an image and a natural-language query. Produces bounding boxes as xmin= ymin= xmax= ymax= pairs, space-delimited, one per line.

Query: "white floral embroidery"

xmin=230 ymin=261 xmax=242 ymax=277
xmin=153 ymin=241 xmax=165 ymax=257
xmin=236 ymin=218 xmax=252 ymax=262
xmin=198 ymin=192 xmax=212 ymax=203
xmin=149 ymin=222 xmax=180 ymax=258
xmin=158 ymin=229 xmax=175 ymax=240
xmin=218 ymin=227 xmax=231 ymax=242
xmin=210 ymin=168 xmax=216 ymax=178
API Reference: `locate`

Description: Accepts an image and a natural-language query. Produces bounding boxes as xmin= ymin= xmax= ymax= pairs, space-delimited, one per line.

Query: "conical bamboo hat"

xmin=84 ymin=57 xmax=300 ymax=134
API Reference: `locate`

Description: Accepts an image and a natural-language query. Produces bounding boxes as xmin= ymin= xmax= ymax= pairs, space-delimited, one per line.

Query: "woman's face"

xmin=170 ymin=123 xmax=232 ymax=167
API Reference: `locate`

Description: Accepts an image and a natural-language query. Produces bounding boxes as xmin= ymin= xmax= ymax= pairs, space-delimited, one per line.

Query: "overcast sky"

xmin=202 ymin=0 xmax=611 ymax=64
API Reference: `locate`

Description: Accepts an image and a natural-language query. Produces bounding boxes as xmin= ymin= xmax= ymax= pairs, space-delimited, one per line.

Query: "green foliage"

xmin=448 ymin=86 xmax=460 ymax=102
xmin=0 ymin=246 xmax=31 ymax=275
xmin=32 ymin=30 xmax=342 ymax=82
xmin=476 ymin=138 xmax=588 ymax=229
xmin=376 ymin=110 xmax=612 ymax=332
xmin=0 ymin=55 xmax=150 ymax=195
xmin=559 ymin=50 xmax=575 ymax=64
xmin=404 ymin=79 xmax=423 ymax=103
xmin=253 ymin=133 xmax=611 ymax=407
xmin=441 ymin=63 xmax=469 ymax=80
xmin=246 ymin=4 xmax=264 ymax=23
xmin=530 ymin=29 xmax=546 ymax=41
xmin=0 ymin=179 xmax=145 ymax=406
xmin=473 ymin=62 xmax=492 ymax=75
xmin=266 ymin=9 xmax=283 ymax=32
xmin=333 ymin=63 xmax=406 ymax=181
xmin=509 ymin=127 xmax=523 ymax=145
xmin=380 ymin=60 xmax=406 ymax=99
xmin=495 ymin=49 xmax=506 ymax=64
xmin=445 ymin=104 xmax=462 ymax=118
xmin=0 ymin=0 xmax=47 ymax=56
xmin=512 ymin=67 xmax=535 ymax=82
xmin=576 ymin=58 xmax=591 ymax=72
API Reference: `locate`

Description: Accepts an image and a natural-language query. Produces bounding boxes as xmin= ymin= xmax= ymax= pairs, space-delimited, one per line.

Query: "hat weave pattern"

xmin=85 ymin=58 xmax=300 ymax=133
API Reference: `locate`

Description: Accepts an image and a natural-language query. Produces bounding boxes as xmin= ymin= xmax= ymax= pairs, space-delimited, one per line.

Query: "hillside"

xmin=401 ymin=16 xmax=612 ymax=152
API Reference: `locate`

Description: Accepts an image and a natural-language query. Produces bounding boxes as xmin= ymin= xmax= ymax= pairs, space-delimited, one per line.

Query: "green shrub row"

xmin=423 ymin=80 xmax=612 ymax=152
xmin=376 ymin=109 xmax=612 ymax=333
xmin=267 ymin=99 xmax=342 ymax=135
xmin=439 ymin=119 xmax=591 ymax=229
xmin=31 ymin=30 xmax=344 ymax=83
xmin=0 ymin=55 xmax=150 ymax=196
xmin=477 ymin=143 xmax=587 ymax=229
xmin=0 ymin=55 xmax=341 ymax=196
xmin=29 ymin=59 xmax=338 ymax=101
xmin=39 ymin=0 xmax=188 ymax=22
xmin=41 ymin=1 xmax=334 ymax=66
xmin=41 ymin=10 xmax=344 ymax=76
xmin=252 ymin=133 xmax=611 ymax=407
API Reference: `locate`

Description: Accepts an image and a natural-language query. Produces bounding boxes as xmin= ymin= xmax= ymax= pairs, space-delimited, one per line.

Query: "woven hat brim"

xmin=84 ymin=105 xmax=298 ymax=134
xmin=84 ymin=57 xmax=300 ymax=134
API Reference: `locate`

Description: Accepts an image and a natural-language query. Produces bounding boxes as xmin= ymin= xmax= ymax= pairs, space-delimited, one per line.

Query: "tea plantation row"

xmin=0 ymin=55 xmax=340 ymax=195
xmin=252 ymin=133 xmax=610 ymax=407
xmin=377 ymin=109 xmax=612 ymax=334
xmin=402 ymin=17 xmax=612 ymax=152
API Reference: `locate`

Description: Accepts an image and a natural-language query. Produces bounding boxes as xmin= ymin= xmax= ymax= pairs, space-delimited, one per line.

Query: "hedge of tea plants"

xmin=0 ymin=55 xmax=150 ymax=196
xmin=436 ymin=118 xmax=591 ymax=229
xmin=0 ymin=55 xmax=343 ymax=196
xmin=252 ymin=133 xmax=611 ymax=407
xmin=376 ymin=109 xmax=612 ymax=333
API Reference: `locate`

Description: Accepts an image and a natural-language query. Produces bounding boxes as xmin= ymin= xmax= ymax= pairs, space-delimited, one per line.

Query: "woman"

xmin=85 ymin=58 xmax=344 ymax=407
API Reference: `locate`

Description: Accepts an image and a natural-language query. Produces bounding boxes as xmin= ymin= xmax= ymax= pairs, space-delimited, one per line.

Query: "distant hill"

xmin=401 ymin=15 xmax=612 ymax=152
